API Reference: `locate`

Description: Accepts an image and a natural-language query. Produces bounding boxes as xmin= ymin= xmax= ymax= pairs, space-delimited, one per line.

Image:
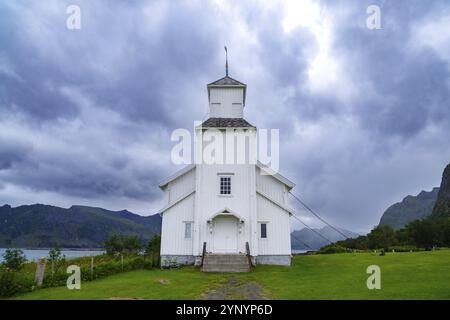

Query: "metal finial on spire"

xmin=224 ymin=46 xmax=228 ymax=76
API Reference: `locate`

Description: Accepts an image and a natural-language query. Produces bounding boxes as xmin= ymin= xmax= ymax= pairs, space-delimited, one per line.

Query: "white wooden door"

xmin=212 ymin=216 xmax=238 ymax=253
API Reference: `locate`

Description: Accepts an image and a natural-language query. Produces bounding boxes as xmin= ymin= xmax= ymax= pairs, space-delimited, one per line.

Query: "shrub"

xmin=387 ymin=245 xmax=422 ymax=252
xmin=0 ymin=252 xmax=157 ymax=298
xmin=0 ymin=269 xmax=35 ymax=298
xmin=368 ymin=225 xmax=397 ymax=249
xmin=318 ymin=245 xmax=350 ymax=254
xmin=105 ymin=234 xmax=142 ymax=255
xmin=47 ymin=247 xmax=66 ymax=277
xmin=0 ymin=270 xmax=19 ymax=297
xmin=2 ymin=249 xmax=27 ymax=271
xmin=145 ymin=235 xmax=161 ymax=267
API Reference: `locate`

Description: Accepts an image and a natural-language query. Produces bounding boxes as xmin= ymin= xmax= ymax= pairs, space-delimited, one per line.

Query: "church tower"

xmin=193 ymin=62 xmax=258 ymax=259
xmin=207 ymin=75 xmax=246 ymax=118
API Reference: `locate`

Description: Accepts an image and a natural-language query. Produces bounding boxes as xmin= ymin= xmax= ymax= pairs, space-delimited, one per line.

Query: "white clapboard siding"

xmin=256 ymin=194 xmax=291 ymax=255
xmin=256 ymin=167 xmax=286 ymax=205
xmin=160 ymin=193 xmax=194 ymax=255
xmin=197 ymin=163 xmax=254 ymax=254
xmin=209 ymin=88 xmax=244 ymax=118
xmin=168 ymin=167 xmax=195 ymax=204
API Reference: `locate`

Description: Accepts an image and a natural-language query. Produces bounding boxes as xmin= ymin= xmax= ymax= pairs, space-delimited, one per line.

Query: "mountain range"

xmin=378 ymin=188 xmax=440 ymax=229
xmin=0 ymin=204 xmax=161 ymax=248
xmin=378 ymin=162 xmax=450 ymax=229
xmin=3 ymin=161 xmax=449 ymax=250
xmin=432 ymin=163 xmax=450 ymax=218
xmin=1 ymin=203 xmax=361 ymax=250
xmin=291 ymin=226 xmax=359 ymax=250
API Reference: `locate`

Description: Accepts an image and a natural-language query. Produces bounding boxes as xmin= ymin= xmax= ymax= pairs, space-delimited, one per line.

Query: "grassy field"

xmin=13 ymin=250 xmax=450 ymax=300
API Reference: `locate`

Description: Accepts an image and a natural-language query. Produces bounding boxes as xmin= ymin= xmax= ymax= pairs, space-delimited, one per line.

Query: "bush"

xmin=0 ymin=270 xmax=20 ymax=297
xmin=144 ymin=235 xmax=161 ymax=267
xmin=47 ymin=247 xmax=66 ymax=277
xmin=318 ymin=245 xmax=350 ymax=254
xmin=2 ymin=249 xmax=27 ymax=271
xmin=0 ymin=251 xmax=160 ymax=298
xmin=0 ymin=269 xmax=35 ymax=298
xmin=368 ymin=225 xmax=397 ymax=249
xmin=387 ymin=245 xmax=422 ymax=252
xmin=404 ymin=218 xmax=450 ymax=248
xmin=105 ymin=234 xmax=142 ymax=255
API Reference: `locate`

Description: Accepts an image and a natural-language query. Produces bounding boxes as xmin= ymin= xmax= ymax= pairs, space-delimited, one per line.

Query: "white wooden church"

xmin=159 ymin=64 xmax=295 ymax=271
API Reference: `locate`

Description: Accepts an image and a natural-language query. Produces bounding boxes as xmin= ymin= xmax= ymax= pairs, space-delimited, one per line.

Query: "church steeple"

xmin=206 ymin=74 xmax=247 ymax=118
xmin=206 ymin=48 xmax=247 ymax=119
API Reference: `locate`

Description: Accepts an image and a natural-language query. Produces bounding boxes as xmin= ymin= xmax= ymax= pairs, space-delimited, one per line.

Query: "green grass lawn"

xmin=13 ymin=250 xmax=450 ymax=300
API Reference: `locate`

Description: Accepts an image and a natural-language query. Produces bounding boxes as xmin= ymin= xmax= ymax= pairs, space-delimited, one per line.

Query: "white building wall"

xmin=256 ymin=167 xmax=287 ymax=205
xmin=196 ymin=163 xmax=254 ymax=255
xmin=209 ymin=88 xmax=244 ymax=118
xmin=256 ymin=194 xmax=291 ymax=255
xmin=160 ymin=193 xmax=194 ymax=255
xmin=193 ymin=127 xmax=258 ymax=256
xmin=167 ymin=168 xmax=195 ymax=203
xmin=160 ymin=141 xmax=292 ymax=261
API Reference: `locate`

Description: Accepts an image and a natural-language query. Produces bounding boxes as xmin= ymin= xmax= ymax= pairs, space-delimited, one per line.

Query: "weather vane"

xmin=224 ymin=46 xmax=228 ymax=76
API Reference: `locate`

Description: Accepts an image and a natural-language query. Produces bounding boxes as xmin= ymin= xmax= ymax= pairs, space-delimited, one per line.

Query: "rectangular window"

xmin=219 ymin=176 xmax=231 ymax=195
xmin=260 ymin=223 xmax=267 ymax=239
xmin=184 ymin=222 xmax=192 ymax=239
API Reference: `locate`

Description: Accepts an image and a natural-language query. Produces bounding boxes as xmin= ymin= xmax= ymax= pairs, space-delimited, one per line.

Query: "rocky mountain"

xmin=432 ymin=163 xmax=450 ymax=218
xmin=291 ymin=226 xmax=359 ymax=250
xmin=378 ymin=188 xmax=439 ymax=229
xmin=0 ymin=204 xmax=161 ymax=248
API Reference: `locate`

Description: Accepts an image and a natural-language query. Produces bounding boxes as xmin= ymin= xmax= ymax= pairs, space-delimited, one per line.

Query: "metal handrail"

xmin=201 ymin=242 xmax=207 ymax=267
xmin=245 ymin=242 xmax=253 ymax=267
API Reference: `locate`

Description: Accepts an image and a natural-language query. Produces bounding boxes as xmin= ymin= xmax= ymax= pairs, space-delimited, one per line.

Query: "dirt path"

xmin=202 ymin=276 xmax=269 ymax=300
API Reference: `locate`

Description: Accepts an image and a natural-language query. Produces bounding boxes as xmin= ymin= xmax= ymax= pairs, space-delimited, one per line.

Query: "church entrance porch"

xmin=211 ymin=215 xmax=240 ymax=254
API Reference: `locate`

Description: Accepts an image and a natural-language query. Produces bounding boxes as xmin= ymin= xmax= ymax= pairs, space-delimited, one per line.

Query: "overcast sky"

xmin=1 ymin=0 xmax=449 ymax=233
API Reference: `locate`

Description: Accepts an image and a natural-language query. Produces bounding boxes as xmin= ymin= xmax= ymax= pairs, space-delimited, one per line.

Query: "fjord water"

xmin=0 ymin=248 xmax=104 ymax=262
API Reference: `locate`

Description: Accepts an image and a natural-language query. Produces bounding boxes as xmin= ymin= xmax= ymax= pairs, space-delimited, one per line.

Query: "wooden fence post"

xmin=90 ymin=256 xmax=94 ymax=279
xmin=35 ymin=257 xmax=46 ymax=287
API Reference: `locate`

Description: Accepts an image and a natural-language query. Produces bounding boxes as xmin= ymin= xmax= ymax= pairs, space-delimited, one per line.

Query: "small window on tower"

xmin=219 ymin=176 xmax=231 ymax=195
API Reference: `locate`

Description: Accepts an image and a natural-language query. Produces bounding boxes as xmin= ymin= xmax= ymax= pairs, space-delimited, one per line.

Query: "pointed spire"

xmin=224 ymin=46 xmax=228 ymax=76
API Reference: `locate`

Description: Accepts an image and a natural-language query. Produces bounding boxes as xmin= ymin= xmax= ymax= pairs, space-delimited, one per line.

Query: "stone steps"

xmin=202 ymin=254 xmax=250 ymax=272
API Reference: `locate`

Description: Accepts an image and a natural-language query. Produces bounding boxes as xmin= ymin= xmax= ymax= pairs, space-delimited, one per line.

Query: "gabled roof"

xmin=207 ymin=75 xmax=247 ymax=105
xmin=256 ymin=189 xmax=294 ymax=215
xmin=207 ymin=207 xmax=246 ymax=222
xmin=158 ymin=162 xmax=295 ymax=190
xmin=256 ymin=161 xmax=296 ymax=190
xmin=200 ymin=117 xmax=256 ymax=128
xmin=207 ymin=76 xmax=246 ymax=87
xmin=158 ymin=164 xmax=195 ymax=189
xmin=159 ymin=189 xmax=195 ymax=213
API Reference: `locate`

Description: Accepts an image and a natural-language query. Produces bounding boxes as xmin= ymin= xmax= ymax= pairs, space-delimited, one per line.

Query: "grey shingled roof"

xmin=208 ymin=76 xmax=246 ymax=86
xmin=201 ymin=117 xmax=256 ymax=128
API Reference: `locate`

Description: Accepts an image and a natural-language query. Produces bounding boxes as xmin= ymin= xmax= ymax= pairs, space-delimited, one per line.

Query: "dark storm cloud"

xmin=325 ymin=0 xmax=450 ymax=140
xmin=255 ymin=0 xmax=450 ymax=141
xmin=250 ymin=0 xmax=450 ymax=230
xmin=0 ymin=0 xmax=224 ymax=209
xmin=0 ymin=139 xmax=32 ymax=170
xmin=0 ymin=1 xmax=221 ymax=126
xmin=0 ymin=0 xmax=449 ymax=228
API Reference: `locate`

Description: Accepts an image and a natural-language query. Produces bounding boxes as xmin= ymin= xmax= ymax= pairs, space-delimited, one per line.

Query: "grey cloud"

xmin=326 ymin=0 xmax=450 ymax=139
xmin=0 ymin=139 xmax=32 ymax=170
xmin=0 ymin=0 xmax=449 ymax=230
